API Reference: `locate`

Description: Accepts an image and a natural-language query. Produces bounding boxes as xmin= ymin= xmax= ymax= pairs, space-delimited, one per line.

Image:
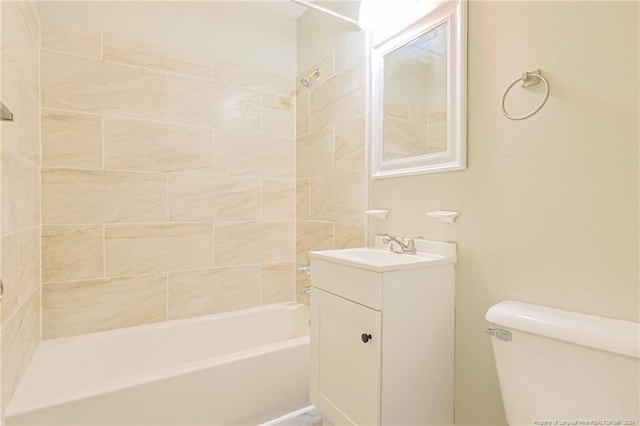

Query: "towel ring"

xmin=501 ymin=69 xmax=550 ymax=120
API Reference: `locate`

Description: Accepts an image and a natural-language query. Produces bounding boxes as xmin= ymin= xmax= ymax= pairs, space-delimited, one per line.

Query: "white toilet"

xmin=486 ymin=301 xmax=639 ymax=426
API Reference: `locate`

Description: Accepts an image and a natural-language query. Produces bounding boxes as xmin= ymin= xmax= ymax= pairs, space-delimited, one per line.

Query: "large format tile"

xmin=214 ymin=129 xmax=294 ymax=178
xmin=17 ymin=81 xmax=40 ymax=164
xmin=213 ymin=61 xmax=294 ymax=97
xmin=261 ymin=179 xmax=295 ymax=221
xmin=42 ymin=225 xmax=104 ymax=283
xmin=17 ymin=226 xmax=40 ymax=302
xmin=105 ymin=223 xmax=213 ymax=277
xmin=2 ymin=291 xmax=40 ymax=409
xmin=214 ymin=221 xmax=294 ymax=267
xmin=334 ymin=223 xmax=365 ymax=249
xmin=40 ymin=20 xmax=102 ymax=59
xmin=104 ymin=117 xmax=213 ymax=174
xmin=41 ymin=168 xmax=167 ymax=224
xmin=261 ymin=263 xmax=295 ymax=305
xmin=41 ymin=49 xmax=167 ymax=120
xmin=43 ymin=275 xmax=167 ymax=339
xmin=41 ymin=109 xmax=102 ymax=169
xmin=168 ymin=266 xmax=261 ymax=320
xmin=167 ymin=74 xmax=261 ymax=130
xmin=295 ymin=221 xmax=334 ymax=266
xmin=1 ymin=233 xmax=19 ymax=325
xmin=103 ymin=33 xmax=213 ymax=79
xmin=296 ymin=179 xmax=310 ymax=221
xmin=1 ymin=148 xmax=39 ymax=233
xmin=296 ymin=126 xmax=334 ymax=178
xmin=1 ymin=1 xmax=39 ymax=100
xmin=309 ymin=171 xmax=366 ymax=224
xmin=335 ymin=114 xmax=365 ymax=173
xmin=309 ymin=61 xmax=365 ymax=132
xmin=335 ymin=32 xmax=366 ymax=74
xmin=262 ymin=93 xmax=295 ymax=139
xmin=1 ymin=59 xmax=19 ymax=151
xmin=296 ymin=91 xmax=309 ymax=137
xmin=168 ymin=174 xmax=260 ymax=222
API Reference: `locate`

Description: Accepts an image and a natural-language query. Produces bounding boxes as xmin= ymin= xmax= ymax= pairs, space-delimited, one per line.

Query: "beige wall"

xmin=35 ymin=1 xmax=297 ymax=77
xmin=0 ymin=0 xmax=42 ymax=414
xmin=371 ymin=1 xmax=639 ymax=424
xmin=295 ymin=2 xmax=367 ymax=305
xmin=40 ymin=20 xmax=297 ymax=339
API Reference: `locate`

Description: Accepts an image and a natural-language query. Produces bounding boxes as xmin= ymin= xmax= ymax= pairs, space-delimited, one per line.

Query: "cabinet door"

xmin=311 ymin=288 xmax=381 ymax=425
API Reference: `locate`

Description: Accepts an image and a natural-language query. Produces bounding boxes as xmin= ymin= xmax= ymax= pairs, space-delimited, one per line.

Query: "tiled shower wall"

xmin=40 ymin=21 xmax=297 ymax=339
xmin=295 ymin=32 xmax=368 ymax=304
xmin=0 ymin=0 xmax=42 ymax=412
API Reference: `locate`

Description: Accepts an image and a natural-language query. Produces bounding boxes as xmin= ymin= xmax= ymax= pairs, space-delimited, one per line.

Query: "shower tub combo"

xmin=5 ymin=303 xmax=310 ymax=425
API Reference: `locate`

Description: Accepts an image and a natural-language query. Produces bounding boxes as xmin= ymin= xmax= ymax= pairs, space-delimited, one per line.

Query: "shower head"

xmin=300 ymin=69 xmax=320 ymax=88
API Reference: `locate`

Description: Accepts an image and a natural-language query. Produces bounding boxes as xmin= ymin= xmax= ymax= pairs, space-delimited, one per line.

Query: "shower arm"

xmin=289 ymin=0 xmax=361 ymax=29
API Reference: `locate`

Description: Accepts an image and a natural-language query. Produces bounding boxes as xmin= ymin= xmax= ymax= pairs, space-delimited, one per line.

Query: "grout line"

xmin=102 ymin=225 xmax=106 ymax=279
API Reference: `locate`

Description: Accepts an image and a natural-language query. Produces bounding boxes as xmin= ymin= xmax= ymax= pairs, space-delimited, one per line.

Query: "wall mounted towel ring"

xmin=501 ymin=69 xmax=550 ymax=120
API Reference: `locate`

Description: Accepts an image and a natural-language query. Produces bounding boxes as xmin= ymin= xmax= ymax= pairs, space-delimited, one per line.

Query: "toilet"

xmin=486 ymin=301 xmax=639 ymax=426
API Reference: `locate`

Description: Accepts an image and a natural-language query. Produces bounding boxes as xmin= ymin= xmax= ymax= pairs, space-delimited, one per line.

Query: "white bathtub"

xmin=5 ymin=302 xmax=310 ymax=426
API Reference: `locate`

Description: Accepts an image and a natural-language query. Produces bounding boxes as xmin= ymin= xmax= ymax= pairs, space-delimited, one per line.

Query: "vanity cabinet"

xmin=309 ymin=245 xmax=456 ymax=426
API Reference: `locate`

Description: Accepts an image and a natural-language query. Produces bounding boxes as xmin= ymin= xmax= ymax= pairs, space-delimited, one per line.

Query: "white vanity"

xmin=309 ymin=239 xmax=457 ymax=425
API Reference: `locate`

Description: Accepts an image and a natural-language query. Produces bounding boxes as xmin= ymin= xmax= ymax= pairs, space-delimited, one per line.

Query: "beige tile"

xmin=335 ymin=32 xmax=366 ymax=74
xmin=262 ymin=93 xmax=295 ymax=139
xmin=296 ymin=91 xmax=309 ymax=137
xmin=310 ymin=171 xmax=366 ymax=224
xmin=297 ymin=53 xmax=334 ymax=95
xmin=296 ymin=274 xmax=310 ymax=307
xmin=42 ymin=225 xmax=104 ymax=284
xmin=309 ymin=61 xmax=365 ymax=132
xmin=103 ymin=33 xmax=213 ymax=79
xmin=334 ymin=223 xmax=365 ymax=249
xmin=296 ymin=221 xmax=334 ymax=265
xmin=1 ymin=148 xmax=39 ymax=233
xmin=213 ymin=61 xmax=294 ymax=97
xmin=105 ymin=223 xmax=213 ymax=277
xmin=214 ymin=129 xmax=294 ymax=179
xmin=2 ymin=290 xmax=40 ymax=409
xmin=168 ymin=74 xmax=261 ymax=130
xmin=168 ymin=266 xmax=260 ymax=320
xmin=17 ymin=227 xmax=40 ymax=303
xmin=41 ymin=49 xmax=166 ymax=120
xmin=41 ymin=168 xmax=167 ymax=225
xmin=17 ymin=81 xmax=39 ymax=164
xmin=261 ymin=263 xmax=295 ymax=305
xmin=1 ymin=233 xmax=19 ymax=325
xmin=335 ymin=114 xmax=365 ymax=173
xmin=261 ymin=179 xmax=295 ymax=221
xmin=41 ymin=109 xmax=102 ymax=169
xmin=104 ymin=117 xmax=213 ymax=174
xmin=214 ymin=221 xmax=294 ymax=267
xmin=296 ymin=126 xmax=335 ymax=178
xmin=0 ymin=228 xmax=41 ymax=325
xmin=40 ymin=20 xmax=102 ymax=59
xmin=296 ymin=179 xmax=310 ymax=221
xmin=43 ymin=274 xmax=166 ymax=339
xmin=384 ymin=117 xmax=429 ymax=160
xmin=1 ymin=59 xmax=19 ymax=151
xmin=169 ymin=174 xmax=260 ymax=222
xmin=2 ymin=1 xmax=39 ymax=100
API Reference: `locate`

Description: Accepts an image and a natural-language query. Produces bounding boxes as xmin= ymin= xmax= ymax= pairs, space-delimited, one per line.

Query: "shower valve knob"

xmin=361 ymin=333 xmax=372 ymax=343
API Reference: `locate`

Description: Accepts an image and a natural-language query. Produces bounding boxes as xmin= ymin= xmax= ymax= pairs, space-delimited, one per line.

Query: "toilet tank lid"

xmin=486 ymin=301 xmax=640 ymax=359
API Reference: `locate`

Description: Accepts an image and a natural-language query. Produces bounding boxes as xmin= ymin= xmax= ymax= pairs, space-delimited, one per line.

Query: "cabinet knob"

xmin=361 ymin=333 xmax=372 ymax=343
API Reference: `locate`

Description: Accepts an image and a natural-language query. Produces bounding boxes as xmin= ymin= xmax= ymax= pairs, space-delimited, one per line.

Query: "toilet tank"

xmin=486 ymin=301 xmax=639 ymax=426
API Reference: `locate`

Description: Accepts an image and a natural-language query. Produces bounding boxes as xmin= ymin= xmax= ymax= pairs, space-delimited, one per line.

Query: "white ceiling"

xmin=246 ymin=0 xmax=316 ymax=19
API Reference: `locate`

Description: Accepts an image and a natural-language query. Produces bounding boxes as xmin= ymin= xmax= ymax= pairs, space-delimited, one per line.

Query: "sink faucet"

xmin=382 ymin=234 xmax=421 ymax=254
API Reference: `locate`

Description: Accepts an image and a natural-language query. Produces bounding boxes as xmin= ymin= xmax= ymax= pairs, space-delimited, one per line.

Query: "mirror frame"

xmin=370 ymin=0 xmax=467 ymax=179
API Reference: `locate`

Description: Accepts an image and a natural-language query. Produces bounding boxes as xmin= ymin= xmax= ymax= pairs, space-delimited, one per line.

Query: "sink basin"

xmin=309 ymin=240 xmax=457 ymax=272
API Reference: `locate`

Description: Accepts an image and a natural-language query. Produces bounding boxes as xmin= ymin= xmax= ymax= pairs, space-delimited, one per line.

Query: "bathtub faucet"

xmin=382 ymin=234 xmax=421 ymax=254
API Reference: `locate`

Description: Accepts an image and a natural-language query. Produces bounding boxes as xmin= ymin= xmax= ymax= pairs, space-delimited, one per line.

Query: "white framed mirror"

xmin=370 ymin=0 xmax=466 ymax=178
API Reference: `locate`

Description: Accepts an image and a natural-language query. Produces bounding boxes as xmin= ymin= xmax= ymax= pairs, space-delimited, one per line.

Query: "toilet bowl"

xmin=486 ymin=301 xmax=639 ymax=426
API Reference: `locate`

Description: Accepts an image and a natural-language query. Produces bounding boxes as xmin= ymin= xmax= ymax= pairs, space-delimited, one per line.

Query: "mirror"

xmin=370 ymin=1 xmax=466 ymax=178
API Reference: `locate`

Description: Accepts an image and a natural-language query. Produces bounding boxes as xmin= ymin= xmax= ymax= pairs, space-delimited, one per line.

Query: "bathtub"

xmin=5 ymin=302 xmax=310 ymax=426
